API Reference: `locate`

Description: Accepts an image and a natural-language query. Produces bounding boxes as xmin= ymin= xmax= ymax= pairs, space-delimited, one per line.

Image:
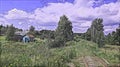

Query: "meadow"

xmin=0 ymin=36 xmax=120 ymax=67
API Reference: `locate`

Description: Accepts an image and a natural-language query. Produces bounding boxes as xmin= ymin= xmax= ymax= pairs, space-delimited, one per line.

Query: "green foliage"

xmin=28 ymin=26 xmax=35 ymax=36
xmin=50 ymin=15 xmax=73 ymax=48
xmin=39 ymin=30 xmax=55 ymax=39
xmin=1 ymin=55 xmax=32 ymax=66
xmin=55 ymin=15 xmax=73 ymax=41
xmin=1 ymin=37 xmax=120 ymax=66
xmin=105 ymin=32 xmax=116 ymax=45
xmin=0 ymin=25 xmax=8 ymax=36
xmin=48 ymin=36 xmax=66 ymax=48
xmin=0 ymin=25 xmax=22 ymax=36
xmin=0 ymin=25 xmax=3 ymax=35
xmin=115 ymin=24 xmax=120 ymax=45
xmin=29 ymin=26 xmax=35 ymax=32
xmin=105 ymin=24 xmax=120 ymax=46
xmin=85 ymin=18 xmax=105 ymax=48
xmin=85 ymin=28 xmax=91 ymax=40
xmin=95 ymin=46 xmax=120 ymax=64
xmin=0 ymin=42 xmax=1 ymax=57
xmin=66 ymin=41 xmax=76 ymax=46
xmin=5 ymin=24 xmax=15 ymax=41
xmin=0 ymin=40 xmax=77 ymax=67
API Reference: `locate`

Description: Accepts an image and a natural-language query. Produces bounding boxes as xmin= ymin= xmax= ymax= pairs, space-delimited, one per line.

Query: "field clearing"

xmin=0 ymin=37 xmax=120 ymax=67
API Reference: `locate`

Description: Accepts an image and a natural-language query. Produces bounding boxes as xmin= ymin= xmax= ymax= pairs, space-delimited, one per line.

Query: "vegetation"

xmin=0 ymin=15 xmax=119 ymax=67
xmin=0 ymin=25 xmax=8 ymax=36
xmin=39 ymin=30 xmax=54 ymax=39
xmin=105 ymin=24 xmax=120 ymax=46
xmin=28 ymin=26 xmax=35 ymax=36
xmin=85 ymin=18 xmax=105 ymax=48
xmin=5 ymin=24 xmax=15 ymax=41
xmin=0 ymin=36 xmax=119 ymax=67
xmin=49 ymin=15 xmax=73 ymax=48
xmin=0 ymin=25 xmax=22 ymax=36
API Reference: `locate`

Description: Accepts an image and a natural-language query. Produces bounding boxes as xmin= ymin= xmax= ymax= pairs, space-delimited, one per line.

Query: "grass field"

xmin=0 ymin=36 xmax=120 ymax=67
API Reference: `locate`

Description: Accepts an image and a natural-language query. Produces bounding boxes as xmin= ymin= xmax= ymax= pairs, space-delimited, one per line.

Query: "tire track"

xmin=83 ymin=56 xmax=108 ymax=67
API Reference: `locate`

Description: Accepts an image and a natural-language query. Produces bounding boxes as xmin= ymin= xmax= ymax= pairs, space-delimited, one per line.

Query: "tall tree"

xmin=86 ymin=18 xmax=105 ymax=47
xmin=29 ymin=26 xmax=35 ymax=32
xmin=28 ymin=26 xmax=35 ymax=35
xmin=50 ymin=15 xmax=73 ymax=47
xmin=6 ymin=24 xmax=15 ymax=41
xmin=55 ymin=15 xmax=73 ymax=41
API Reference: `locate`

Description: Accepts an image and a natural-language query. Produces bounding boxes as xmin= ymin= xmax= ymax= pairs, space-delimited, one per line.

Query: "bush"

xmin=65 ymin=41 xmax=76 ymax=46
xmin=48 ymin=36 xmax=65 ymax=48
xmin=1 ymin=55 xmax=32 ymax=67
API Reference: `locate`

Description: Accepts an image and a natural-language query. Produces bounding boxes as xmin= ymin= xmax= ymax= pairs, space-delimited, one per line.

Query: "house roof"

xmin=15 ymin=30 xmax=29 ymax=36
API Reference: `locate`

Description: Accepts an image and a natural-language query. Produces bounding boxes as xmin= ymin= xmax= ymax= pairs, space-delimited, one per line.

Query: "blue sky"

xmin=0 ymin=0 xmax=74 ymax=13
xmin=0 ymin=0 xmax=120 ymax=34
xmin=0 ymin=0 xmax=117 ymax=13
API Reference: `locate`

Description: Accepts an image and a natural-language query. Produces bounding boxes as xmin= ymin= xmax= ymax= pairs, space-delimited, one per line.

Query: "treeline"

xmin=80 ymin=19 xmax=120 ymax=46
xmin=105 ymin=24 xmax=120 ymax=45
xmin=0 ymin=15 xmax=120 ymax=47
xmin=0 ymin=24 xmax=54 ymax=40
xmin=0 ymin=25 xmax=22 ymax=36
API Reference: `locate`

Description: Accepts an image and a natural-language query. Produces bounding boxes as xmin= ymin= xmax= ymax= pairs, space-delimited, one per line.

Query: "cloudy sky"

xmin=0 ymin=0 xmax=120 ymax=34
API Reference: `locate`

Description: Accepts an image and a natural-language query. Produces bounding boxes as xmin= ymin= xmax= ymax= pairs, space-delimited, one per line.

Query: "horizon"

xmin=0 ymin=0 xmax=120 ymax=34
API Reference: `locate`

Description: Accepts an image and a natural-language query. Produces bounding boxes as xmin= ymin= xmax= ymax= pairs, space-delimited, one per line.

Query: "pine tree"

xmin=6 ymin=24 xmax=15 ymax=41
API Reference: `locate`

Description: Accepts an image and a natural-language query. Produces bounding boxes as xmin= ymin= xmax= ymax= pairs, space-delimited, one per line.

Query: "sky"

xmin=0 ymin=0 xmax=120 ymax=34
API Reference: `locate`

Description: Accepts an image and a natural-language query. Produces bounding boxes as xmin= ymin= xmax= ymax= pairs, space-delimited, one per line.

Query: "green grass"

xmin=0 ymin=37 xmax=119 ymax=67
xmin=0 ymin=36 xmax=6 ymax=41
xmin=96 ymin=45 xmax=120 ymax=64
xmin=1 ymin=40 xmax=76 ymax=67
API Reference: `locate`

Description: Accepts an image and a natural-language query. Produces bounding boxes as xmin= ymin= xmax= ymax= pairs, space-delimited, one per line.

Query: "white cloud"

xmin=0 ymin=0 xmax=120 ymax=33
xmin=74 ymin=0 xmax=95 ymax=7
xmin=0 ymin=17 xmax=10 ymax=26
xmin=18 ymin=22 xmax=23 ymax=25
xmin=104 ymin=25 xmax=118 ymax=34
xmin=80 ymin=21 xmax=92 ymax=27
xmin=4 ymin=8 xmax=29 ymax=19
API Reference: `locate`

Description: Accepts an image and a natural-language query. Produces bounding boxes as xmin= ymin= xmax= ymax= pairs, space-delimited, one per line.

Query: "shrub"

xmin=65 ymin=41 xmax=76 ymax=46
xmin=48 ymin=37 xmax=65 ymax=48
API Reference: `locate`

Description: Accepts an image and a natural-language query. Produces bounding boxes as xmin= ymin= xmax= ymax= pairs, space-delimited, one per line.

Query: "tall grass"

xmin=1 ymin=40 xmax=77 ymax=67
xmin=1 ymin=38 xmax=119 ymax=67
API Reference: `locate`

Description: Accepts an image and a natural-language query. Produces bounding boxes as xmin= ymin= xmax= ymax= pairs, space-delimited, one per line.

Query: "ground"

xmin=0 ymin=36 xmax=120 ymax=67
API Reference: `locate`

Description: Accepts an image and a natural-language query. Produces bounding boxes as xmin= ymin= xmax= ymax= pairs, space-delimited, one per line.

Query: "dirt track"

xmin=83 ymin=56 xmax=108 ymax=67
xmin=68 ymin=56 xmax=120 ymax=67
